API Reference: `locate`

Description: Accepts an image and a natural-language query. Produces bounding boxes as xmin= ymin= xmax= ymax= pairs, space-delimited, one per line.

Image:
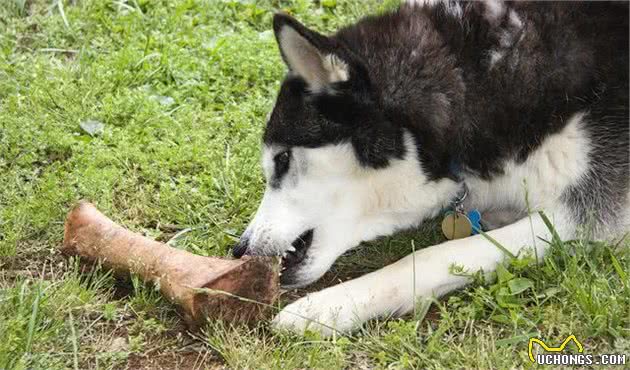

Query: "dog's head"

xmin=233 ymin=13 xmax=457 ymax=288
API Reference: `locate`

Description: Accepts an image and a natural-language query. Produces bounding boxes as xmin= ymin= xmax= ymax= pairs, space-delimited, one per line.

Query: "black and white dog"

xmin=233 ymin=0 xmax=629 ymax=335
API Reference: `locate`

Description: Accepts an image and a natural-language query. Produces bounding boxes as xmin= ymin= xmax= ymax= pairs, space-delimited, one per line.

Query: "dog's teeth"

xmin=282 ymin=252 xmax=287 ymax=258
xmin=288 ymin=246 xmax=296 ymax=252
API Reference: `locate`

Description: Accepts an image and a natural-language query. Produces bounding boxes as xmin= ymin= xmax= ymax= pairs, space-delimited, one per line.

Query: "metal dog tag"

xmin=441 ymin=212 xmax=473 ymax=240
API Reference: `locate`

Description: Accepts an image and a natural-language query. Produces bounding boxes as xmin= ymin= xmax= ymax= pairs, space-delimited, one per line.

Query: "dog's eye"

xmin=274 ymin=150 xmax=291 ymax=176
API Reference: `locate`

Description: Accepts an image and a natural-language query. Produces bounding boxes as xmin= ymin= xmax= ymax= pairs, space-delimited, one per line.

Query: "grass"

xmin=0 ymin=0 xmax=628 ymax=369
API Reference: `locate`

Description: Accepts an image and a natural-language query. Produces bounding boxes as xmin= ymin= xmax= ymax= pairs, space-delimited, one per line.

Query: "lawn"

xmin=1 ymin=1 xmax=628 ymax=369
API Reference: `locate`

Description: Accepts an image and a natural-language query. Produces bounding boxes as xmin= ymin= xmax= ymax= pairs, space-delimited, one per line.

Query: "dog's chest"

xmin=463 ymin=112 xmax=591 ymax=214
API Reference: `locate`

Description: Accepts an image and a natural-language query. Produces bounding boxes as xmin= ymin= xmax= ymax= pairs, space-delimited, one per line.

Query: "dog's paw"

xmin=271 ymin=291 xmax=360 ymax=337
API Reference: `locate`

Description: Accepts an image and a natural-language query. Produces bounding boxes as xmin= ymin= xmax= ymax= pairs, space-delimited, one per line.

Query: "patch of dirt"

xmin=0 ymin=243 xmax=67 ymax=282
xmin=125 ymin=351 xmax=223 ymax=370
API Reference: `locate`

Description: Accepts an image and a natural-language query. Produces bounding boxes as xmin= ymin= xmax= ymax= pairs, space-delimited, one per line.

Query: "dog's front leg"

xmin=272 ymin=208 xmax=575 ymax=336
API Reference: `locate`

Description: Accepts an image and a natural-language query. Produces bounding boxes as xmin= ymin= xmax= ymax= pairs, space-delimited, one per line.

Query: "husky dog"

xmin=233 ymin=0 xmax=629 ymax=335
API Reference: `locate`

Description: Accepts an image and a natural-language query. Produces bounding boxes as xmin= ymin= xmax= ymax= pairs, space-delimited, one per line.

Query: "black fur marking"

xmin=270 ymin=150 xmax=291 ymax=189
xmin=265 ymin=1 xmax=629 ymax=228
xmin=263 ymin=76 xmax=406 ymax=168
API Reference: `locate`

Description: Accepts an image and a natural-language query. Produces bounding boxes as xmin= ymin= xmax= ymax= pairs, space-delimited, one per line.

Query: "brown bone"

xmin=60 ymin=201 xmax=280 ymax=328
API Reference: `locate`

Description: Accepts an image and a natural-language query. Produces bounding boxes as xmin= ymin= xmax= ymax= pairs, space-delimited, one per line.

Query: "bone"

xmin=60 ymin=201 xmax=280 ymax=329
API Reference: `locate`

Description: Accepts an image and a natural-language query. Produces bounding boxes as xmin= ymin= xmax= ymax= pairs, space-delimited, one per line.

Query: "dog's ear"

xmin=273 ymin=13 xmax=353 ymax=91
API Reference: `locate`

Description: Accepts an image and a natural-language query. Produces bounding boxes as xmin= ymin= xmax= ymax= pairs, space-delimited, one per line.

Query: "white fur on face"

xmin=244 ymin=131 xmax=459 ymax=287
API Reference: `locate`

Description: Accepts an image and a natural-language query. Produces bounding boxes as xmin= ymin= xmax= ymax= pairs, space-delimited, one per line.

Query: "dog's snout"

xmin=232 ymin=234 xmax=250 ymax=258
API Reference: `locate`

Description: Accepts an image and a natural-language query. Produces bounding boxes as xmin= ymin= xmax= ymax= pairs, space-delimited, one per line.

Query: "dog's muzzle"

xmin=232 ymin=229 xmax=314 ymax=263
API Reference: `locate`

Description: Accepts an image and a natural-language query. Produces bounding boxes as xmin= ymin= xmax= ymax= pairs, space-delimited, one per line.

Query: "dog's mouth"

xmin=280 ymin=229 xmax=314 ymax=282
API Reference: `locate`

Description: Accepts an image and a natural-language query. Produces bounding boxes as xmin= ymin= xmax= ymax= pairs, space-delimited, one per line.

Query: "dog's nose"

xmin=232 ymin=235 xmax=250 ymax=258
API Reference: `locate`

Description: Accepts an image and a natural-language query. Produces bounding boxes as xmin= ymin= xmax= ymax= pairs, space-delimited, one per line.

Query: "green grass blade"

xmin=538 ymin=211 xmax=562 ymax=245
xmin=25 ymin=283 xmax=42 ymax=356
xmin=609 ymin=248 xmax=628 ymax=288
xmin=69 ymin=311 xmax=80 ymax=370
xmin=477 ymin=229 xmax=516 ymax=259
